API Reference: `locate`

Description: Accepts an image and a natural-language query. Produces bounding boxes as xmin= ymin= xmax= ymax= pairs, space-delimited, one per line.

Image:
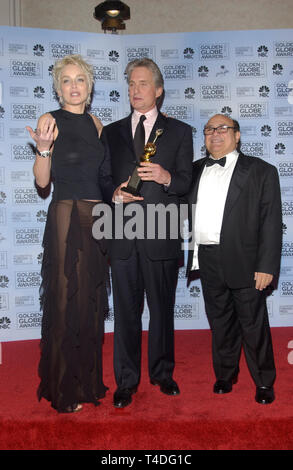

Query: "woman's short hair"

xmin=125 ymin=58 xmax=164 ymax=90
xmin=52 ymin=54 xmax=94 ymax=106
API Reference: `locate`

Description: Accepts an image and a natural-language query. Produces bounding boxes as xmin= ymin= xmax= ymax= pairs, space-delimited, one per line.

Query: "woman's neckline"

xmin=61 ymin=107 xmax=87 ymax=117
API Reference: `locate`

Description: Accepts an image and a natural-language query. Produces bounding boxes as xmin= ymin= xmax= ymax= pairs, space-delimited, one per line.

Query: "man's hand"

xmin=112 ymin=178 xmax=144 ymax=204
xmin=137 ymin=162 xmax=171 ymax=186
xmin=254 ymin=272 xmax=273 ymax=290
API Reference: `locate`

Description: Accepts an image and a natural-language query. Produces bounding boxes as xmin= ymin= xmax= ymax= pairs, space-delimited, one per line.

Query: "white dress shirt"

xmin=191 ymin=150 xmax=239 ymax=269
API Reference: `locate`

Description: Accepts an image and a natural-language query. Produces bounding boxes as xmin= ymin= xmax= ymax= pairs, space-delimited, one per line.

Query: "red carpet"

xmin=0 ymin=327 xmax=293 ymax=450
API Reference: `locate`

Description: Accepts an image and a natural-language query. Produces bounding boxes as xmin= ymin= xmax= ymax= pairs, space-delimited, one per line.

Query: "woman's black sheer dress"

xmin=37 ymin=109 xmax=112 ymax=412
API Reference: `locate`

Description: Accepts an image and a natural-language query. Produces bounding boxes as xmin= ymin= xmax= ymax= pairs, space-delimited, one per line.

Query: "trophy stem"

xmin=121 ymin=128 xmax=164 ymax=196
xmin=121 ymin=166 xmax=142 ymax=196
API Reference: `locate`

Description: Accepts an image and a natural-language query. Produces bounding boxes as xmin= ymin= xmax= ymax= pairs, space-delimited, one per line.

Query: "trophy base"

xmin=121 ymin=166 xmax=142 ymax=196
xmin=121 ymin=185 xmax=142 ymax=197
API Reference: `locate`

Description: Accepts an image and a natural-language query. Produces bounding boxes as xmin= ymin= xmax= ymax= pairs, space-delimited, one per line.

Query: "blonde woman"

xmin=26 ymin=55 xmax=113 ymax=413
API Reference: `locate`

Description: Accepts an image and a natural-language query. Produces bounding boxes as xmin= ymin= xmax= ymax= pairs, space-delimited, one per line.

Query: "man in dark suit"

xmin=186 ymin=113 xmax=282 ymax=404
xmin=102 ymin=58 xmax=193 ymax=408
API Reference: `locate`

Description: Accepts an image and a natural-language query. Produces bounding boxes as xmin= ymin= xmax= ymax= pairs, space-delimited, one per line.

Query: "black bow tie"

xmin=206 ymin=157 xmax=226 ymax=167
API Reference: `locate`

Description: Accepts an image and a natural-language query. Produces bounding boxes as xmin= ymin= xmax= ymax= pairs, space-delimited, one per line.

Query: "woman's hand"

xmin=26 ymin=115 xmax=56 ymax=152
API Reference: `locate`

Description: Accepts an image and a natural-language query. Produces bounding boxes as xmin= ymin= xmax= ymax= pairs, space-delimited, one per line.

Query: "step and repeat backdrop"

xmin=0 ymin=26 xmax=292 ymax=341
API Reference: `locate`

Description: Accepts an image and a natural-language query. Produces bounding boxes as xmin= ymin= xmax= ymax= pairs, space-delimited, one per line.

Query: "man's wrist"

xmin=163 ymin=173 xmax=171 ymax=187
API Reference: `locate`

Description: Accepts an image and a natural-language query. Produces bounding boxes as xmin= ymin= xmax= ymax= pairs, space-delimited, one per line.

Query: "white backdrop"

xmin=0 ymin=26 xmax=292 ymax=341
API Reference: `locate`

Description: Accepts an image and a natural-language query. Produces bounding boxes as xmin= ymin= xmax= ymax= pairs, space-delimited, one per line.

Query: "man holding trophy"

xmin=102 ymin=58 xmax=193 ymax=408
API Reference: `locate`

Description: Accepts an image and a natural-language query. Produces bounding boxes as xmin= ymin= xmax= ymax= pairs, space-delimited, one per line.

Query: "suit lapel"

xmin=189 ymin=158 xmax=207 ymax=204
xmin=148 ymin=112 xmax=167 ymax=144
xmin=222 ymin=153 xmax=251 ymax=222
xmin=119 ymin=114 xmax=135 ymax=154
xmin=189 ymin=153 xmax=251 ymax=215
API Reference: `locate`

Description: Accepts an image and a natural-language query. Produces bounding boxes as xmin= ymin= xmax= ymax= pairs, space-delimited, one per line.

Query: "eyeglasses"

xmin=203 ymin=125 xmax=236 ymax=135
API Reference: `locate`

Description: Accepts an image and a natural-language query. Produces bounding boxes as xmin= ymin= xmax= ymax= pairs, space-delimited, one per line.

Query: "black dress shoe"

xmin=150 ymin=379 xmax=180 ymax=396
xmin=113 ymin=386 xmax=137 ymax=408
xmin=213 ymin=379 xmax=233 ymax=394
xmin=213 ymin=375 xmax=238 ymax=394
xmin=255 ymin=386 xmax=275 ymax=404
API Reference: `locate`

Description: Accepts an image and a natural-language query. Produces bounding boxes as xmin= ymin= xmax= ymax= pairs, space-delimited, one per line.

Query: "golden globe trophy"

xmin=121 ymin=128 xmax=164 ymax=196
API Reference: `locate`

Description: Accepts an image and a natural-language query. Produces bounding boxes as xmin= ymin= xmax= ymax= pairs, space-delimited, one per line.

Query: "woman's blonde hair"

xmin=52 ymin=54 xmax=94 ymax=106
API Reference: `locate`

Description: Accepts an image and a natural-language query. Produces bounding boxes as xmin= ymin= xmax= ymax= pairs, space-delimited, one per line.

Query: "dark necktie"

xmin=206 ymin=156 xmax=226 ymax=167
xmin=133 ymin=115 xmax=146 ymax=161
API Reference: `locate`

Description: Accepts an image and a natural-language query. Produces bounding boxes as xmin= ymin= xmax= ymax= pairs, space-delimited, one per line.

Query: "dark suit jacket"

xmin=186 ymin=153 xmax=282 ymax=288
xmin=102 ymin=111 xmax=193 ymax=260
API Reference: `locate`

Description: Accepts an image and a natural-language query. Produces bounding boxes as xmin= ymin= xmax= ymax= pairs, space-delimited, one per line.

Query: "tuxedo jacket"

xmin=186 ymin=153 xmax=282 ymax=288
xmin=102 ymin=111 xmax=193 ymax=260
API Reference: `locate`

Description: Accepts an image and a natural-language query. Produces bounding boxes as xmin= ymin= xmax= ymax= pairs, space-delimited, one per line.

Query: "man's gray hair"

xmin=125 ymin=58 xmax=164 ymax=89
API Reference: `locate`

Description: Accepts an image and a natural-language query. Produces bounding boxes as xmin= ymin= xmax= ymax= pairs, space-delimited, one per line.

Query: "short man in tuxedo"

xmin=186 ymin=114 xmax=282 ymax=404
xmin=102 ymin=58 xmax=193 ymax=408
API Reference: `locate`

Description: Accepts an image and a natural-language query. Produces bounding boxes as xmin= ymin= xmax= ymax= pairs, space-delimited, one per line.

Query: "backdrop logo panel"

xmin=0 ymin=26 xmax=292 ymax=340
